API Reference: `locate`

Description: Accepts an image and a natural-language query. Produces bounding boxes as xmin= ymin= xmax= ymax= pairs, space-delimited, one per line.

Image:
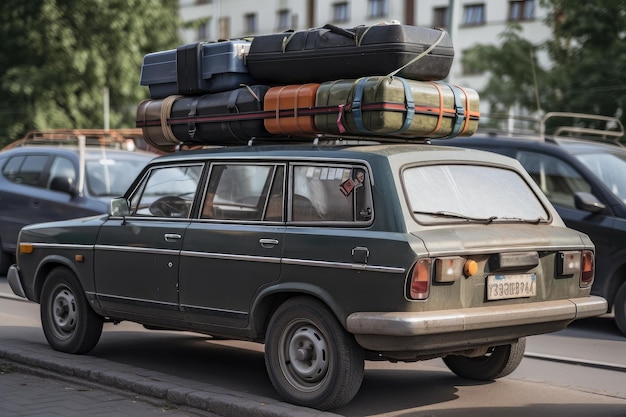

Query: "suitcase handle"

xmin=322 ymin=24 xmax=356 ymax=40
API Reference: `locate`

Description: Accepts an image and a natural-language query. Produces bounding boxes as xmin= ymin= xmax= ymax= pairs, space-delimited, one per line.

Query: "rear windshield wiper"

xmin=412 ymin=210 xmax=497 ymax=224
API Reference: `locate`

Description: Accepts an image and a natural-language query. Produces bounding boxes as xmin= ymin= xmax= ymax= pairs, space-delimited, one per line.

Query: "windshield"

xmin=575 ymin=151 xmax=626 ymax=204
xmin=86 ymin=157 xmax=149 ymax=197
xmin=403 ymin=164 xmax=549 ymax=224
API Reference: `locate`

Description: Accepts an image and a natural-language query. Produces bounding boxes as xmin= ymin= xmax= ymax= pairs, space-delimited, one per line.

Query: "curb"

xmin=0 ymin=338 xmax=341 ymax=417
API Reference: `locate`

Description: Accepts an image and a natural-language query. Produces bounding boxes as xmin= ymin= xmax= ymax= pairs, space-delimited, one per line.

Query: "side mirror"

xmin=574 ymin=191 xmax=605 ymax=214
xmin=110 ymin=197 xmax=130 ymax=217
xmin=49 ymin=176 xmax=77 ymax=196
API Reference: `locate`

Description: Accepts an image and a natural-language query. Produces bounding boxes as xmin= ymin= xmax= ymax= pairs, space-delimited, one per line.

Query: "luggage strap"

xmin=162 ymin=95 xmax=183 ymax=144
xmin=438 ymin=82 xmax=467 ymax=138
xmin=187 ymin=96 xmax=200 ymax=139
xmin=386 ymin=28 xmax=448 ymax=78
xmin=347 ymin=77 xmax=415 ymax=135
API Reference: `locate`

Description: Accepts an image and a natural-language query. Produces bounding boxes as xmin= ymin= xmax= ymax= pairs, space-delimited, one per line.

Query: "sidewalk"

xmin=0 ymin=360 xmax=219 ymax=417
xmin=0 ymin=338 xmax=338 ymax=417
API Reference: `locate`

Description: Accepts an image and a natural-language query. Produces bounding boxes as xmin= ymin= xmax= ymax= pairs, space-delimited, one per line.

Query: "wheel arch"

xmin=250 ymin=282 xmax=349 ymax=341
xmin=32 ymin=256 xmax=84 ymax=303
xmin=604 ymin=261 xmax=626 ymax=309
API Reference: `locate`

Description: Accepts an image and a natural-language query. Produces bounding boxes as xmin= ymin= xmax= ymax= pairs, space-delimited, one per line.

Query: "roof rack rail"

xmin=540 ymin=112 xmax=624 ymax=146
xmin=4 ymin=129 xmax=136 ymax=150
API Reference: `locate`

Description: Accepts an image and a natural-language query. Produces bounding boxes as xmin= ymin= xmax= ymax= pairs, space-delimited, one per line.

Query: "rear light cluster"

xmin=557 ymin=250 xmax=594 ymax=288
xmin=408 ymin=256 xmax=478 ymax=300
xmin=409 ymin=249 xmax=595 ymax=300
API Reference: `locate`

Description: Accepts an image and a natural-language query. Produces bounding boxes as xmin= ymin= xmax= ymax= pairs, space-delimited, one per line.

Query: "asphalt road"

xmin=1 ymin=278 xmax=625 ymax=417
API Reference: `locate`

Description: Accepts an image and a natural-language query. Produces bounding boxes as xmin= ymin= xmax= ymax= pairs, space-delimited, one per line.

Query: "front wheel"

xmin=40 ymin=267 xmax=103 ymax=354
xmin=443 ymin=338 xmax=526 ymax=380
xmin=264 ymin=297 xmax=365 ymax=410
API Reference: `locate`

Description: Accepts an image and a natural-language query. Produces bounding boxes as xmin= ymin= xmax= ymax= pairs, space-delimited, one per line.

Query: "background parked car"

xmin=0 ymin=129 xmax=156 ymax=274
xmin=435 ymin=112 xmax=626 ymax=336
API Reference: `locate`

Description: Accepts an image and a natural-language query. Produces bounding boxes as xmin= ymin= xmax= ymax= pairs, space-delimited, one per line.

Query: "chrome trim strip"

xmin=25 ymin=242 xmax=93 ymax=250
xmin=346 ymin=296 xmax=608 ymax=336
xmin=96 ymin=293 xmax=179 ymax=310
xmin=180 ymin=304 xmax=248 ymax=320
xmin=94 ymin=245 xmax=179 ymax=256
xmin=181 ymin=251 xmax=281 ymax=264
xmin=423 ymin=244 xmax=589 ymax=258
xmin=282 ymin=258 xmax=405 ymax=273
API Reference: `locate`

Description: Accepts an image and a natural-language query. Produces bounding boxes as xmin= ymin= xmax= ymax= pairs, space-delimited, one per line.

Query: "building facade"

xmin=178 ymin=0 xmax=551 ymax=115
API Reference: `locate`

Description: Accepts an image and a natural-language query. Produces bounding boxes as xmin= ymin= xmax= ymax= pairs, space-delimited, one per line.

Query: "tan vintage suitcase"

xmin=264 ymin=83 xmax=321 ymax=136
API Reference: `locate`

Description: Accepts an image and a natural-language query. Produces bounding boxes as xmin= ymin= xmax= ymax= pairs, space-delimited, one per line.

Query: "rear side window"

xmin=2 ymin=155 xmax=49 ymax=186
xmin=291 ymin=164 xmax=373 ymax=223
xmin=403 ymin=164 xmax=549 ymax=223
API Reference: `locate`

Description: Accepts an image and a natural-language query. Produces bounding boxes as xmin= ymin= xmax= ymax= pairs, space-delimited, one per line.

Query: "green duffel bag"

xmin=314 ymin=76 xmax=480 ymax=139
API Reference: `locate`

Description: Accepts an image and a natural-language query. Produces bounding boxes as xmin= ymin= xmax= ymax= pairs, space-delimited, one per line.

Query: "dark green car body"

xmin=8 ymin=143 xmax=608 ymax=409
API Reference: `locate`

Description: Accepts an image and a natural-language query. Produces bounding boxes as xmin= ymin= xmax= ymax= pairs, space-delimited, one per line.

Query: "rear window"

xmin=403 ymin=164 xmax=549 ymax=224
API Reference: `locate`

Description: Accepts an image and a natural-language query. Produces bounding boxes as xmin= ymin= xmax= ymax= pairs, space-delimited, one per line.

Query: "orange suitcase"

xmin=264 ymin=83 xmax=320 ymax=136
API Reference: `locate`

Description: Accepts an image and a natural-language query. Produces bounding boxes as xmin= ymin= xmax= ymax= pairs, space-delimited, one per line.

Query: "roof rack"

xmin=3 ymin=129 xmax=136 ymax=151
xmin=540 ymin=112 xmax=624 ymax=146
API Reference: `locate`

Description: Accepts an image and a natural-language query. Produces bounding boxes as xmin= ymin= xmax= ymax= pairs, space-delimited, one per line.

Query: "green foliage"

xmin=0 ymin=0 xmax=180 ymax=148
xmin=462 ymin=24 xmax=545 ymax=115
xmin=541 ymin=0 xmax=626 ymax=128
xmin=462 ymin=1 xmax=626 ymax=130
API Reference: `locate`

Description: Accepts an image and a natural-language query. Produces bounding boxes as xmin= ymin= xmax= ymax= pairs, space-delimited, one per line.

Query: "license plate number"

xmin=487 ymin=273 xmax=536 ymax=300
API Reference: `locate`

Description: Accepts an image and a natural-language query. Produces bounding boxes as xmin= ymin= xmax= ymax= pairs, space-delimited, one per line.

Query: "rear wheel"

xmin=443 ymin=338 xmax=526 ymax=380
xmin=615 ymin=282 xmax=626 ymax=336
xmin=0 ymin=244 xmax=14 ymax=276
xmin=40 ymin=267 xmax=103 ymax=354
xmin=264 ymin=297 xmax=365 ymax=410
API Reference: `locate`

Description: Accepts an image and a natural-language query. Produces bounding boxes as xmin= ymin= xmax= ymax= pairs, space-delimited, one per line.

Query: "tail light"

xmin=409 ymin=258 xmax=432 ymax=300
xmin=580 ymin=250 xmax=594 ymax=288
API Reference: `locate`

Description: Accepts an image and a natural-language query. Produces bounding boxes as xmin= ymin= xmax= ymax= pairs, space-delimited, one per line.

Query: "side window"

xmin=202 ymin=164 xmax=282 ymax=221
xmin=516 ymin=151 xmax=591 ymax=208
xmin=47 ymin=156 xmax=76 ymax=189
xmin=291 ymin=164 xmax=373 ymax=223
xmin=130 ymin=164 xmax=203 ymax=218
xmin=2 ymin=155 xmax=48 ymax=187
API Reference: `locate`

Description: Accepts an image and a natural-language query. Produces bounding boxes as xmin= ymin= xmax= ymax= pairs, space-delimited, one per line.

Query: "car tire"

xmin=264 ymin=296 xmax=365 ymax=410
xmin=40 ymin=267 xmax=103 ymax=354
xmin=442 ymin=337 xmax=526 ymax=380
xmin=615 ymin=282 xmax=626 ymax=336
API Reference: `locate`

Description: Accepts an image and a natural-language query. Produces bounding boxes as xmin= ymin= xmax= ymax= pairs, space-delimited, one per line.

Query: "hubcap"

xmin=285 ymin=325 xmax=329 ymax=385
xmin=52 ymin=287 xmax=77 ymax=334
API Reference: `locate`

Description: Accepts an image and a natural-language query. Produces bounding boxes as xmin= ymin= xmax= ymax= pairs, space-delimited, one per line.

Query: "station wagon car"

xmin=7 ymin=143 xmax=608 ymax=410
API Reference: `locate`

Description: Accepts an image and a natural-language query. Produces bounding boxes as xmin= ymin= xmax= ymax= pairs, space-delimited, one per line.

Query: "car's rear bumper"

xmin=346 ymin=296 xmax=608 ymax=358
xmin=7 ymin=264 xmax=26 ymax=299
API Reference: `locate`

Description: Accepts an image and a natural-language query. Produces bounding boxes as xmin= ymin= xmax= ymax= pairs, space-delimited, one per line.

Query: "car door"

xmin=514 ymin=149 xmax=615 ymax=274
xmin=179 ymin=162 xmax=285 ymax=330
xmin=94 ymin=163 xmax=203 ymax=321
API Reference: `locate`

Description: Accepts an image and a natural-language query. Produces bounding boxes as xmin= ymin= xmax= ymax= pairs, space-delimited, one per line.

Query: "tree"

xmin=461 ymin=24 xmax=545 ymax=120
xmin=461 ymin=1 xmax=626 ymax=132
xmin=0 ymin=0 xmax=180 ymax=148
xmin=541 ymin=0 xmax=626 ymax=131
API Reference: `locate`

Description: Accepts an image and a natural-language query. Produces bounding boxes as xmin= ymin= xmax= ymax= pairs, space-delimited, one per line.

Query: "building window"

xmin=509 ymin=0 xmax=535 ymax=21
xmin=245 ymin=13 xmax=257 ymax=34
xmin=463 ymin=4 xmax=486 ymax=26
xmin=277 ymin=9 xmax=291 ymax=31
xmin=433 ymin=7 xmax=449 ymax=29
xmin=333 ymin=2 xmax=349 ymax=23
xmin=368 ymin=0 xmax=387 ymax=18
xmin=218 ymin=16 xmax=230 ymax=40
xmin=197 ymin=21 xmax=209 ymax=40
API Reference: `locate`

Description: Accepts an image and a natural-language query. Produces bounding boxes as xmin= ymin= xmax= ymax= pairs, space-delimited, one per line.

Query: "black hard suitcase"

xmin=136 ymin=85 xmax=271 ymax=147
xmin=140 ymin=40 xmax=255 ymax=99
xmin=246 ymin=24 xmax=453 ymax=84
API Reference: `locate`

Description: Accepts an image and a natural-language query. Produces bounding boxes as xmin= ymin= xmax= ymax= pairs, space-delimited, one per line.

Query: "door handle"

xmin=259 ymin=238 xmax=279 ymax=248
xmin=164 ymin=233 xmax=182 ymax=242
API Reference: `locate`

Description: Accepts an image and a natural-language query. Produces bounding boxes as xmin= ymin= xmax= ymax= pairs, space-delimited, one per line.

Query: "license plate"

xmin=487 ymin=273 xmax=536 ymax=300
